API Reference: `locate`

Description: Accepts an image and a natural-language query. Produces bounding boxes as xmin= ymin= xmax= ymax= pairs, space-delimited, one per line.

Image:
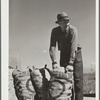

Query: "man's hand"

xmin=65 ymin=65 xmax=73 ymax=72
xmin=52 ymin=63 xmax=58 ymax=69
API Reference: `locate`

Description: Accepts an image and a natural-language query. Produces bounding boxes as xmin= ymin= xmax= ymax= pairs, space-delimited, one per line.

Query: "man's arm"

xmin=49 ymin=29 xmax=58 ymax=65
xmin=69 ymin=27 xmax=78 ymax=65
xmin=49 ymin=46 xmax=57 ymax=64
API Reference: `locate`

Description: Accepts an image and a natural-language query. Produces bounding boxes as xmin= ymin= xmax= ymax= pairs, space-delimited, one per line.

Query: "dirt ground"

xmin=84 ymin=97 xmax=95 ymax=100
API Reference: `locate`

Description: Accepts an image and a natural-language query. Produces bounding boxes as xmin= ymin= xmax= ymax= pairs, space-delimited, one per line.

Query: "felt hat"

xmin=55 ymin=12 xmax=69 ymax=23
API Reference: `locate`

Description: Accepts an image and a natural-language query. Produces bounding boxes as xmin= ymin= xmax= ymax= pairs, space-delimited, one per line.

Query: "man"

xmin=49 ymin=12 xmax=83 ymax=100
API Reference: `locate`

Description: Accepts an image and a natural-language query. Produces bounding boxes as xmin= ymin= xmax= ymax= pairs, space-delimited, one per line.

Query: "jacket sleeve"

xmin=49 ymin=29 xmax=57 ymax=63
xmin=69 ymin=27 xmax=78 ymax=65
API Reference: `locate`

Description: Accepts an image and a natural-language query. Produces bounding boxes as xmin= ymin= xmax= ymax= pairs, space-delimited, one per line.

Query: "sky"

xmin=9 ymin=0 xmax=96 ymax=72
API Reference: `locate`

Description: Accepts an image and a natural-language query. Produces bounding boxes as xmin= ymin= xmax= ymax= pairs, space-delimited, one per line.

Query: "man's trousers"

xmin=60 ymin=48 xmax=83 ymax=100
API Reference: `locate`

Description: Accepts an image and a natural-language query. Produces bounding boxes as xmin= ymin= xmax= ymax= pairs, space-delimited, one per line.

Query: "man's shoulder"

xmin=69 ymin=25 xmax=78 ymax=35
xmin=52 ymin=26 xmax=60 ymax=32
xmin=69 ymin=25 xmax=77 ymax=31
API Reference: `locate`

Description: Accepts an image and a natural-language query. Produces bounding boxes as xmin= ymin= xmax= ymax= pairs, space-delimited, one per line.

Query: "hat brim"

xmin=55 ymin=18 xmax=70 ymax=23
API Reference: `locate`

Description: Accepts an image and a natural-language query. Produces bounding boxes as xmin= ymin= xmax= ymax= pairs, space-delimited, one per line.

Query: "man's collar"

xmin=59 ymin=25 xmax=70 ymax=33
xmin=65 ymin=25 xmax=70 ymax=33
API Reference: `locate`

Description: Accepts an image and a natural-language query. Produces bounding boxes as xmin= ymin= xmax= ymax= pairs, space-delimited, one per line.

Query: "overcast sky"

xmin=9 ymin=0 xmax=96 ymax=72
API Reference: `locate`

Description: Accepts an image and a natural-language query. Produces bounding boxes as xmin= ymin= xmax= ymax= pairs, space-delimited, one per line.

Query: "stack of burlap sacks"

xmin=12 ymin=66 xmax=73 ymax=100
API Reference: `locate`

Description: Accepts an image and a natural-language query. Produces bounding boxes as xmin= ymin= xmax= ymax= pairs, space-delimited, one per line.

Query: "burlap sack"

xmin=47 ymin=67 xmax=73 ymax=100
xmin=12 ymin=69 xmax=34 ymax=100
xmin=29 ymin=67 xmax=50 ymax=100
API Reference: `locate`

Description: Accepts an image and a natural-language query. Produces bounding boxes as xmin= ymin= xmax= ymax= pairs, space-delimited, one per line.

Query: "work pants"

xmin=60 ymin=48 xmax=83 ymax=100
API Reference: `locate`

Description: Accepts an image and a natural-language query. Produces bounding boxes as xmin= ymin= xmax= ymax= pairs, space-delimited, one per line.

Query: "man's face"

xmin=58 ymin=20 xmax=69 ymax=31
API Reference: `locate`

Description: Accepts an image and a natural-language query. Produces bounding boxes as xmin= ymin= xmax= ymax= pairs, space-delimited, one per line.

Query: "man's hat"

xmin=55 ymin=12 xmax=69 ymax=23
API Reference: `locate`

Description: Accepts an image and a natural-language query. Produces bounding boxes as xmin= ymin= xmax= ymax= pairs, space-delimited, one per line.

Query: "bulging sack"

xmin=30 ymin=67 xmax=50 ymax=100
xmin=47 ymin=67 xmax=73 ymax=100
xmin=12 ymin=69 xmax=34 ymax=100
